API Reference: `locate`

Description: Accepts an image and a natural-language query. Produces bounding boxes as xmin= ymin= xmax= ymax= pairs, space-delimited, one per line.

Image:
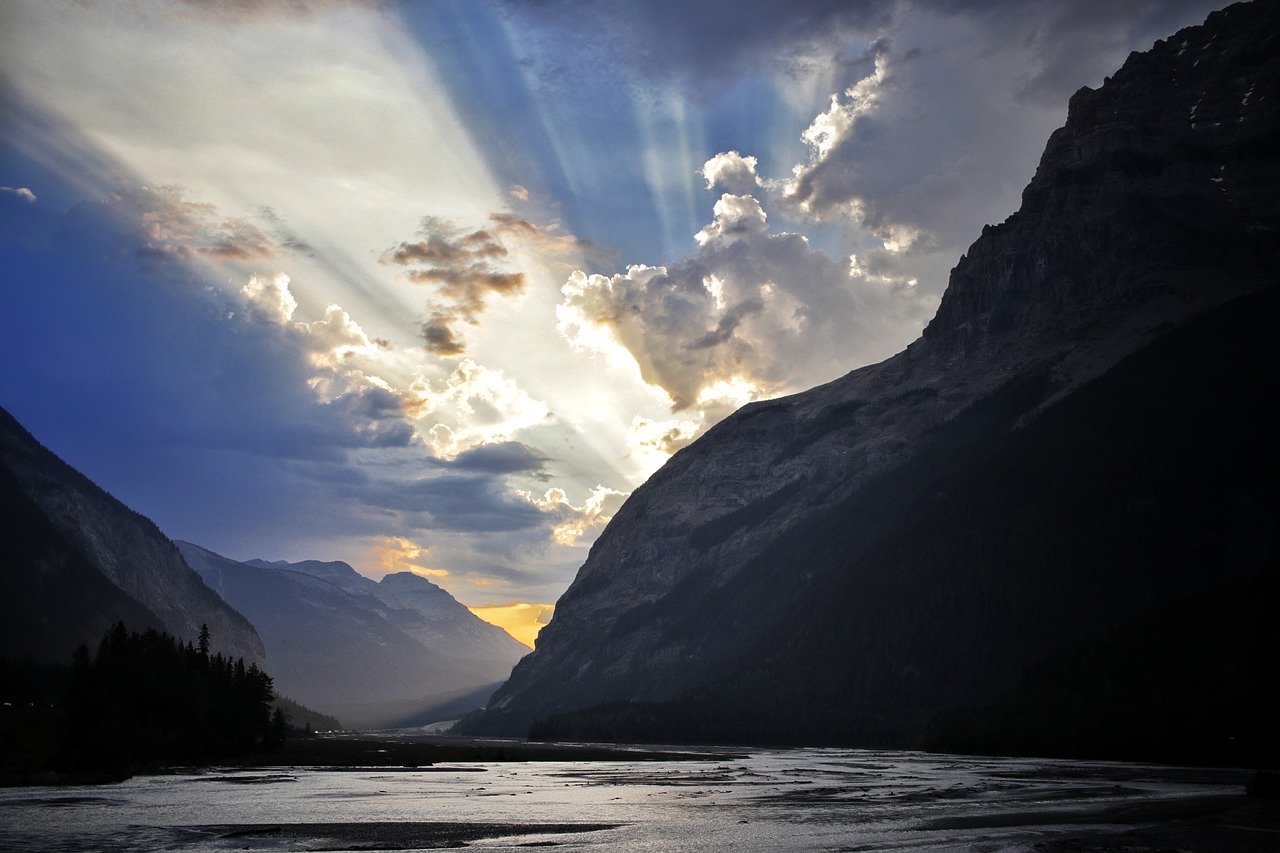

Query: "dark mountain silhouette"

xmin=459 ymin=1 xmax=1280 ymax=764
xmin=0 ymin=405 xmax=264 ymax=665
xmin=179 ymin=542 xmax=527 ymax=729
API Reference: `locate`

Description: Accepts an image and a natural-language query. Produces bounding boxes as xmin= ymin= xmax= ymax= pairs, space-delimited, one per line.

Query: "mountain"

xmin=244 ymin=556 xmax=527 ymax=663
xmin=0 ymin=405 xmax=265 ymax=665
xmin=461 ymin=0 xmax=1280 ymax=760
xmin=178 ymin=543 xmax=528 ymax=728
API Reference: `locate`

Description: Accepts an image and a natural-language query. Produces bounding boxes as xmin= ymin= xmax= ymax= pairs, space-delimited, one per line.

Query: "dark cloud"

xmin=501 ymin=0 xmax=896 ymax=85
xmin=444 ymin=441 xmax=549 ymax=476
xmin=505 ymin=0 xmax=1227 ymax=92
xmin=384 ymin=215 xmax=535 ymax=355
xmin=421 ymin=314 xmax=467 ymax=355
xmin=325 ymin=386 xmax=416 ymax=449
xmin=362 ymin=474 xmax=546 ymax=532
xmin=784 ymin=0 xmax=1226 ymax=277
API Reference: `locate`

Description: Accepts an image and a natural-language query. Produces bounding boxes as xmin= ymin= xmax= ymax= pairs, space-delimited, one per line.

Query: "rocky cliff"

xmin=464 ymin=1 xmax=1279 ymax=745
xmin=0 ymin=406 xmax=265 ymax=665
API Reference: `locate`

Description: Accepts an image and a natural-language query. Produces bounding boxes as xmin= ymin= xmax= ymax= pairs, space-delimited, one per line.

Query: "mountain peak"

xmin=924 ymin=0 xmax=1279 ymax=358
xmin=379 ymin=571 xmax=448 ymax=595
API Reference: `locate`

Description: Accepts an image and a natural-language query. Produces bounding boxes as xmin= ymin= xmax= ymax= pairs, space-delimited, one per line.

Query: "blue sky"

xmin=0 ymin=0 xmax=1228 ymax=637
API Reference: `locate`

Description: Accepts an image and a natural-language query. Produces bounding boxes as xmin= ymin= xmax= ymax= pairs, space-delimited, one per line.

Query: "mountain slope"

xmin=180 ymin=543 xmax=526 ymax=728
xmin=463 ymin=1 xmax=1280 ymax=747
xmin=0 ymin=405 xmax=264 ymax=665
xmin=245 ymin=556 xmax=529 ymax=666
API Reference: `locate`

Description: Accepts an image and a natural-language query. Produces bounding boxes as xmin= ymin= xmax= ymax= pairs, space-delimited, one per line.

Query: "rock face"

xmin=0 ymin=406 xmax=265 ymax=665
xmin=180 ymin=543 xmax=528 ymax=728
xmin=464 ymin=1 xmax=1280 ymax=743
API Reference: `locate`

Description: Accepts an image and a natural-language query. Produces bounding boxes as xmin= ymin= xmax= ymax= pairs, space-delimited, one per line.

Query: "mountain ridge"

xmin=179 ymin=541 xmax=527 ymax=728
xmin=0 ymin=404 xmax=265 ymax=665
xmin=462 ymin=0 xmax=1279 ymax=744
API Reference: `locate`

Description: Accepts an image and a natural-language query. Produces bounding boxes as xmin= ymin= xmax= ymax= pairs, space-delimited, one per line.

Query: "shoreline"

xmin=3 ymin=731 xmax=737 ymax=786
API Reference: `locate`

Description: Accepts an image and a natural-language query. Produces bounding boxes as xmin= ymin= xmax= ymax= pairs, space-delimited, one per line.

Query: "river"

xmin=1 ymin=746 xmax=1271 ymax=851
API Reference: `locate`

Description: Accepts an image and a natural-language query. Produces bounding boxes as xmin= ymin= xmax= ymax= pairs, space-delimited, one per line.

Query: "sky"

xmin=0 ymin=0 xmax=1229 ymax=645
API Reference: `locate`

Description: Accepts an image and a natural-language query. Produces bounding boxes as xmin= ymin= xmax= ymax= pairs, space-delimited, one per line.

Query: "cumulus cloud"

xmin=241 ymin=271 xmax=299 ymax=323
xmin=694 ymin=193 xmax=769 ymax=246
xmin=520 ymin=484 xmax=629 ymax=546
xmin=558 ymin=191 xmax=930 ymax=414
xmin=701 ymin=151 xmax=760 ymax=194
xmin=409 ymin=358 xmax=553 ymax=457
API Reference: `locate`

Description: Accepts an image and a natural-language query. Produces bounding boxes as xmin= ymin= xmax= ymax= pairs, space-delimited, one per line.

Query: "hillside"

xmin=0 ymin=405 xmax=264 ymax=665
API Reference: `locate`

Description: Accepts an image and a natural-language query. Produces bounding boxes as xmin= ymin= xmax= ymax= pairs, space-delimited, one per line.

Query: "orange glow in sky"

xmin=469 ymin=603 xmax=555 ymax=649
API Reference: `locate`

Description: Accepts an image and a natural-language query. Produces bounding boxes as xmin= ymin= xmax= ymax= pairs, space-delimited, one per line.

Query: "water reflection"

xmin=0 ymin=748 xmax=1262 ymax=851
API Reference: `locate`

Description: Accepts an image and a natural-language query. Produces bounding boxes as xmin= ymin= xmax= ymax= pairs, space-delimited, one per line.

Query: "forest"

xmin=1 ymin=623 xmax=285 ymax=781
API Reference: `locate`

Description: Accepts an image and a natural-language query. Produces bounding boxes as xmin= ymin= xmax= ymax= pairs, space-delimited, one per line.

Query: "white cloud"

xmin=410 ymin=359 xmax=553 ymax=456
xmin=701 ymin=151 xmax=760 ymax=194
xmin=1 ymin=186 xmax=37 ymax=202
xmin=626 ymin=414 xmax=703 ymax=469
xmin=695 ymin=193 xmax=770 ymax=247
xmin=521 ymin=484 xmax=630 ymax=546
xmin=558 ymin=191 xmax=931 ymax=416
xmin=241 ymin=272 xmax=299 ymax=324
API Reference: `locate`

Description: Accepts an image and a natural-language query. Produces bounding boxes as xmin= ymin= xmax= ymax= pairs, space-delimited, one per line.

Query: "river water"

xmin=0 ymin=747 xmax=1265 ymax=851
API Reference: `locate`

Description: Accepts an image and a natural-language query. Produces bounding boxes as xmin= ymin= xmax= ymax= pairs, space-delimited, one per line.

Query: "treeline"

xmin=2 ymin=622 xmax=285 ymax=781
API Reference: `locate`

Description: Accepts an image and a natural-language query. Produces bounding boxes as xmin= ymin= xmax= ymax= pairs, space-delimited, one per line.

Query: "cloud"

xmin=420 ymin=314 xmax=467 ymax=356
xmin=1 ymin=186 xmax=37 ymax=203
xmin=171 ymin=0 xmax=377 ymax=23
xmin=241 ymin=271 xmax=299 ymax=323
xmin=367 ymin=473 xmax=547 ymax=532
xmin=445 ymin=441 xmax=548 ymax=476
xmin=131 ymin=186 xmax=282 ymax=264
xmin=520 ymin=484 xmax=629 ymax=546
xmin=784 ymin=1 xmax=1229 ymax=259
xmin=558 ymin=190 xmax=931 ymax=414
xmin=384 ymin=213 xmax=590 ymax=355
xmin=409 ymin=359 xmax=553 ymax=457
xmin=627 ymin=414 xmax=702 ymax=459
xmin=694 ymin=193 xmax=770 ymax=246
xmin=374 ymin=536 xmax=450 ymax=580
xmin=701 ymin=151 xmax=760 ymax=194
xmin=500 ymin=0 xmax=896 ymax=86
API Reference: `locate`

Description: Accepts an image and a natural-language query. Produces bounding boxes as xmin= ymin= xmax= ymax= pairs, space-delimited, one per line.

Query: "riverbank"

xmin=213 ymin=730 xmax=733 ymax=769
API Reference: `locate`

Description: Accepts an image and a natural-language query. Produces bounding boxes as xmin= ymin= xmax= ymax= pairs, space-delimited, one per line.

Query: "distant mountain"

xmin=0 ymin=405 xmax=264 ymax=665
xmin=460 ymin=0 xmax=1279 ymax=763
xmin=179 ymin=543 xmax=527 ymax=729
